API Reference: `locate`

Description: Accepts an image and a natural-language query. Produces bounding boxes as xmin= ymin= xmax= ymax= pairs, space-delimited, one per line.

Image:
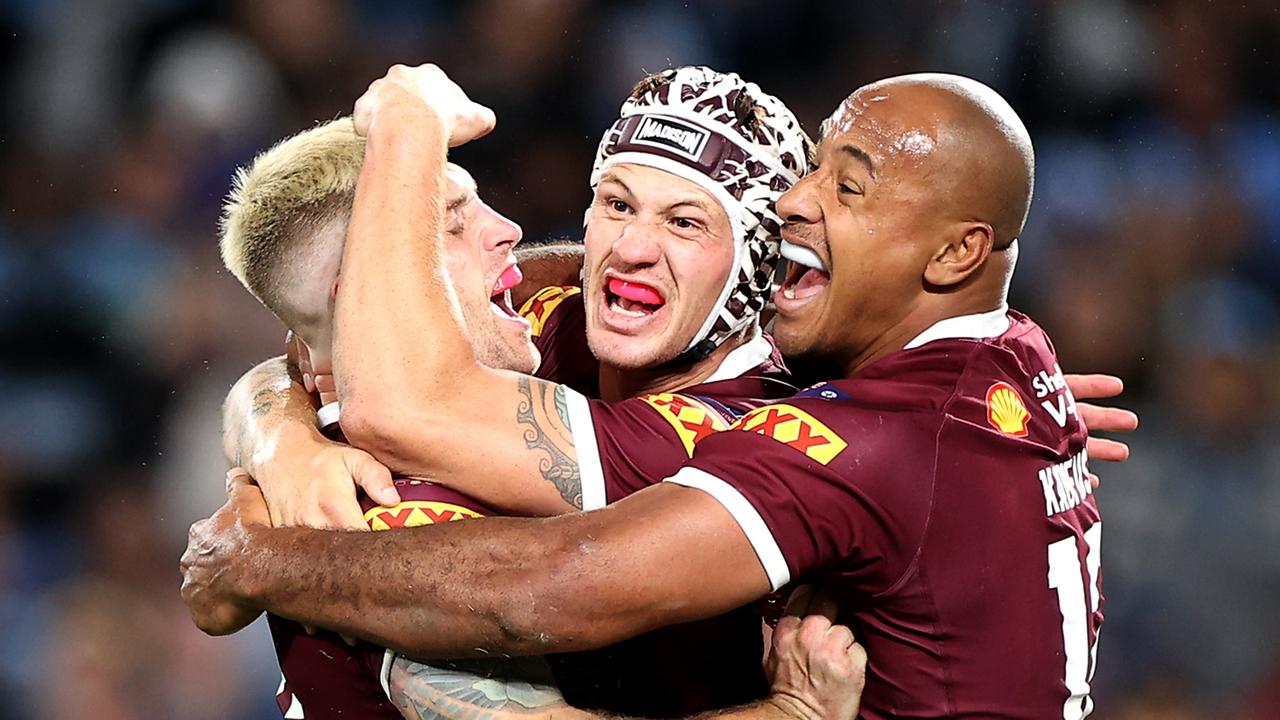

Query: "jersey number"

xmin=1047 ymin=522 xmax=1102 ymax=720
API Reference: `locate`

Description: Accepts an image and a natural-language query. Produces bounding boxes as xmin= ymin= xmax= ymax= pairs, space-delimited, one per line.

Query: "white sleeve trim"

xmin=664 ymin=466 xmax=791 ymax=591
xmin=380 ymin=649 xmax=395 ymax=700
xmin=563 ymin=387 xmax=607 ymax=511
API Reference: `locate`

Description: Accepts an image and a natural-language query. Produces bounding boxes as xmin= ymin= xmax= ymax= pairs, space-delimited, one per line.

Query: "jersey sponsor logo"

xmin=730 ymin=403 xmax=847 ymax=465
xmin=641 ymin=393 xmax=731 ymax=456
xmin=517 ymin=285 xmax=581 ymax=337
xmin=795 ymin=382 xmax=850 ymax=401
xmin=1031 ymin=363 xmax=1079 ymax=428
xmin=364 ymin=501 xmax=483 ymax=530
xmin=630 ymin=115 xmax=711 ymax=161
xmin=986 ymin=381 xmax=1031 ymax=437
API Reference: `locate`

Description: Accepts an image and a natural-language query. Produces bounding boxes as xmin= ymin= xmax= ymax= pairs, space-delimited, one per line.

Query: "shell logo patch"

xmin=641 ymin=393 xmax=730 ymax=456
xmin=731 ymin=403 xmax=847 ymax=465
xmin=986 ymin=382 xmax=1030 ymax=437
xmin=518 ymin=285 xmax=581 ymax=337
xmin=364 ymin=501 xmax=483 ymax=531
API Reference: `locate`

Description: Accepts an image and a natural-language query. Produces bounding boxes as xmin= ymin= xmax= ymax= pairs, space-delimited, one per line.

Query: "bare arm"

xmin=334 ymin=67 xmax=584 ymax=516
xmin=181 ymin=477 xmax=770 ymax=658
xmin=222 ymin=355 xmax=317 ymax=474
xmin=387 ymin=587 xmax=866 ymax=720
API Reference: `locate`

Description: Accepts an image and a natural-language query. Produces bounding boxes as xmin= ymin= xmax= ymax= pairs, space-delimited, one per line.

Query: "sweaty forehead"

xmin=819 ymin=88 xmax=941 ymax=169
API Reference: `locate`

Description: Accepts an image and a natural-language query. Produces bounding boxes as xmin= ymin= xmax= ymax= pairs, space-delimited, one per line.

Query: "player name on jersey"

xmin=1037 ymin=447 xmax=1092 ymax=517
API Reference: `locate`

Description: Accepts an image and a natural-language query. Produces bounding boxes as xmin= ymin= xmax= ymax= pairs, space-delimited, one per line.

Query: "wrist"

xmin=763 ymin=694 xmax=822 ymax=720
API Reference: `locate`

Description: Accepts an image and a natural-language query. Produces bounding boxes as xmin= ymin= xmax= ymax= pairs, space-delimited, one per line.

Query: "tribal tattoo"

xmin=515 ymin=377 xmax=583 ymax=509
xmin=390 ymin=655 xmax=580 ymax=720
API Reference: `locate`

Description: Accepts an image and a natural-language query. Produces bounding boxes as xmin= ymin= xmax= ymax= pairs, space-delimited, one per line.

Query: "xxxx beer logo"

xmin=518 ymin=286 xmax=581 ymax=337
xmin=364 ymin=501 xmax=483 ymax=531
xmin=986 ymin=381 xmax=1030 ymax=437
xmin=642 ymin=393 xmax=731 ymax=456
xmin=731 ymin=404 xmax=847 ymax=465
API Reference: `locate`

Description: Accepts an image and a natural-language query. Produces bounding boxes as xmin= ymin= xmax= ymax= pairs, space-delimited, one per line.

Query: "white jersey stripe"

xmin=564 ymin=388 xmax=607 ymax=511
xmin=664 ymin=467 xmax=790 ymax=590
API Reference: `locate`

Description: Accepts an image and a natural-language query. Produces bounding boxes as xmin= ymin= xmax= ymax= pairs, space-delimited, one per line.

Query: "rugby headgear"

xmin=589 ymin=66 xmax=810 ymax=362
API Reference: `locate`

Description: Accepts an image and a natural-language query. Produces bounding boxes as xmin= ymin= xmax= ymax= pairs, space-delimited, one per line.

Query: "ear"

xmin=923 ymin=223 xmax=993 ymax=287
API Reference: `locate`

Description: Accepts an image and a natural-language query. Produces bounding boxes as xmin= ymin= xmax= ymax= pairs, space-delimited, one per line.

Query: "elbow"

xmin=339 ymin=396 xmax=425 ymax=465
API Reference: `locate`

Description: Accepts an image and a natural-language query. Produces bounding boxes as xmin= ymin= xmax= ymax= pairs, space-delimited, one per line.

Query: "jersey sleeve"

xmin=665 ymin=400 xmax=934 ymax=593
xmin=519 ymin=285 xmax=598 ymax=393
xmin=560 ymin=391 xmax=734 ymax=511
xmin=360 ymin=479 xmax=492 ymax=529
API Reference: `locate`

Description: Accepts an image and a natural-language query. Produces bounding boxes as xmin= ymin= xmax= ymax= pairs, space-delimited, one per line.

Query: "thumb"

xmin=346 ymin=451 xmax=399 ymax=507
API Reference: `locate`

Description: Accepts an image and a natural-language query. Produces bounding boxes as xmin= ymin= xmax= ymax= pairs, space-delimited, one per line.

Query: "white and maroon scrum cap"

xmin=589 ymin=66 xmax=810 ymax=362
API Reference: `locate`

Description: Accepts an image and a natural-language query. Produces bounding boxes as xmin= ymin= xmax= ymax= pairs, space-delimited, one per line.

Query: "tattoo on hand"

xmin=516 ymin=378 xmax=582 ymax=509
xmin=251 ymin=388 xmax=276 ymax=418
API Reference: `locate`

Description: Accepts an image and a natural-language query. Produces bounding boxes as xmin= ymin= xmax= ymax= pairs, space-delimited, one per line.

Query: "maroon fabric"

xmin=685 ymin=310 xmax=1104 ymax=719
xmin=270 ymin=479 xmax=490 ymax=719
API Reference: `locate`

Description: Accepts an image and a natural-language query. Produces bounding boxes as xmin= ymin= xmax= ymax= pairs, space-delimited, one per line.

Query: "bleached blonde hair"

xmin=219 ymin=117 xmax=365 ymax=333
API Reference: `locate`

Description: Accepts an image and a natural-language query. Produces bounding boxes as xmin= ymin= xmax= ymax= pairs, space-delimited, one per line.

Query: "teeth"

xmin=609 ymin=298 xmax=648 ymax=318
xmin=781 ymin=285 xmax=796 ymax=300
xmin=780 ymin=241 xmax=826 ymax=272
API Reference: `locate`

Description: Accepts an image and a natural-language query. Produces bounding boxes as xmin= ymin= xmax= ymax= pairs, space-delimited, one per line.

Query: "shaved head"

xmin=824 ymin=73 xmax=1035 ymax=247
xmin=773 ymin=73 xmax=1036 ymax=374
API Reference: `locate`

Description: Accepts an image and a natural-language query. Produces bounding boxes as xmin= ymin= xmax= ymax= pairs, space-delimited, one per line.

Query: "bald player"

xmin=185 ymin=73 xmax=1105 ymax=718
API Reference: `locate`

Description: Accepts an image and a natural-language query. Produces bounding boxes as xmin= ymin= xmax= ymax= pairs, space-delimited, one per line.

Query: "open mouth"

xmin=605 ymin=277 xmax=666 ymax=318
xmin=777 ymin=240 xmax=830 ymax=306
xmin=489 ymin=263 xmax=525 ymax=320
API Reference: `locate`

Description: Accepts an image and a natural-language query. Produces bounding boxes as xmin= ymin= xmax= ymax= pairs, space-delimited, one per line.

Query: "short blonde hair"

xmin=219 ymin=117 xmax=365 ymax=330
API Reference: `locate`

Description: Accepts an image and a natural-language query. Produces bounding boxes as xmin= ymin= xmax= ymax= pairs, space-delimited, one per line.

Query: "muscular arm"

xmin=334 ymin=90 xmax=584 ymax=516
xmin=187 ymin=481 xmax=770 ymax=658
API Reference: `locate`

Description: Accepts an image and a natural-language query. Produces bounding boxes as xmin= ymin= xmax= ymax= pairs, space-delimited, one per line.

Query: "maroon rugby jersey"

xmin=669 ymin=308 xmax=1104 ymax=719
xmin=522 ymin=286 xmax=798 ymax=717
xmin=270 ymin=475 xmax=491 ymax=719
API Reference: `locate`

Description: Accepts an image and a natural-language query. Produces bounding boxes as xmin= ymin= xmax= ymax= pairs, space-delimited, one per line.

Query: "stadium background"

xmin=1 ymin=0 xmax=1277 ymax=717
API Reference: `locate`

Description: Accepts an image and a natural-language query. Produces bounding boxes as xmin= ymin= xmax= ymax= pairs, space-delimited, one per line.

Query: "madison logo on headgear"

xmin=986 ymin=381 xmax=1030 ymax=437
xmin=364 ymin=501 xmax=484 ymax=531
xmin=630 ymin=115 xmax=711 ymax=162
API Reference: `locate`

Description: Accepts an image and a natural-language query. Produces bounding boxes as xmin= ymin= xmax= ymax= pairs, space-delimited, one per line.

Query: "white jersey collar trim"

xmin=705 ymin=325 xmax=772 ymax=383
xmin=903 ymin=304 xmax=1011 ymax=350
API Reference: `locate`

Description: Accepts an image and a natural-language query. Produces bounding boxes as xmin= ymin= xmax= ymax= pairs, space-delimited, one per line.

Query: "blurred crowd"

xmin=0 ymin=0 xmax=1276 ymax=717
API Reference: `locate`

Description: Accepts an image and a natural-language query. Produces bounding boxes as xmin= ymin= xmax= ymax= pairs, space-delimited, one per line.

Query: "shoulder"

xmin=518 ymin=285 xmax=583 ymax=338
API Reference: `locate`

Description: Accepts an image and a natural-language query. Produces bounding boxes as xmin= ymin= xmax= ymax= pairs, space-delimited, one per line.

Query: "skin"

xmin=182 ymin=73 xmax=1123 ymax=666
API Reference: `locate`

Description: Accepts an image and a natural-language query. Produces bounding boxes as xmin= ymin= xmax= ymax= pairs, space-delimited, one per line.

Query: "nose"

xmin=775 ymin=173 xmax=822 ymax=225
xmin=482 ymin=205 xmax=523 ymax=253
xmin=610 ymin=219 xmax=661 ymax=269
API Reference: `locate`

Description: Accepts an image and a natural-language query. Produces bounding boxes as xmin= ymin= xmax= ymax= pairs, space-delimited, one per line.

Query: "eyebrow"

xmin=670 ymin=198 xmax=714 ymax=214
xmin=446 ymin=190 xmax=473 ymax=213
xmin=839 ymin=144 xmax=876 ymax=178
xmin=598 ymin=174 xmax=632 ymax=196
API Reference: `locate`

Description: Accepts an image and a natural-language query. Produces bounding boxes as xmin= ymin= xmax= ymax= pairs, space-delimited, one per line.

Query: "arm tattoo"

xmin=515 ymin=377 xmax=583 ymax=510
xmin=390 ymin=655 xmax=573 ymax=720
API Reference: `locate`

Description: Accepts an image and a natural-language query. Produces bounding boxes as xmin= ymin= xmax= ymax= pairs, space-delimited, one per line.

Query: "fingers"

xmin=347 ymin=451 xmax=399 ymax=506
xmin=1078 ymin=402 xmax=1140 ymax=434
xmin=782 ymin=584 xmax=815 ymax=617
xmin=1086 ymin=436 xmax=1131 ymax=463
xmin=782 ymin=583 xmax=840 ymax=621
xmin=226 ymin=467 xmax=256 ymax=494
xmin=314 ymin=373 xmax=338 ymax=406
xmin=1064 ymin=373 xmax=1124 ymax=400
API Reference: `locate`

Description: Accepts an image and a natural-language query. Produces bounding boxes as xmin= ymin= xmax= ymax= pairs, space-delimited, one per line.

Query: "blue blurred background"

xmin=0 ymin=1 xmax=1276 ymax=717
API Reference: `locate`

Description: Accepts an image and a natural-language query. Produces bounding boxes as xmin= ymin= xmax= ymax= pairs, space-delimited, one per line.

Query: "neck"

xmin=844 ymin=249 xmax=1014 ymax=377
xmin=598 ymin=335 xmax=743 ymax=402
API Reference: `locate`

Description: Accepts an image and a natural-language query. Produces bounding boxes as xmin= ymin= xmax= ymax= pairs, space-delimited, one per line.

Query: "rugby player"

xmin=215 ymin=116 xmax=870 ymax=720
xmin=185 ymin=71 xmax=1117 ymax=717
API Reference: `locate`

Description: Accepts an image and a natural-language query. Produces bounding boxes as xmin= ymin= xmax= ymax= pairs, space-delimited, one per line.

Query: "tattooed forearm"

xmin=515 ymin=378 xmax=583 ymax=509
xmin=390 ymin=655 xmax=581 ymax=720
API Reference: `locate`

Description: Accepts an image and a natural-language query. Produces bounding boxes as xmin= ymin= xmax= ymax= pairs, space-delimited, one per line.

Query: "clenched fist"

xmin=353 ymin=63 xmax=496 ymax=147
